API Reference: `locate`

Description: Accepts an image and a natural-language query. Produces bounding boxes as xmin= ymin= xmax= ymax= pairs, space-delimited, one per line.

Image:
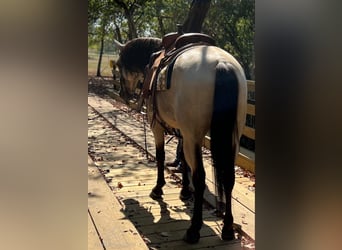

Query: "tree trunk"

xmin=114 ymin=0 xmax=138 ymax=39
xmin=126 ymin=10 xmax=137 ymax=39
xmin=156 ymin=1 xmax=166 ymax=36
xmin=96 ymin=35 xmax=104 ymax=77
xmin=114 ymin=22 xmax=123 ymax=43
xmin=182 ymin=0 xmax=211 ymax=33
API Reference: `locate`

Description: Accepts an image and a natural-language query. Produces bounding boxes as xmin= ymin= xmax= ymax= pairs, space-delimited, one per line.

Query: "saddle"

xmin=141 ymin=32 xmax=216 ymax=99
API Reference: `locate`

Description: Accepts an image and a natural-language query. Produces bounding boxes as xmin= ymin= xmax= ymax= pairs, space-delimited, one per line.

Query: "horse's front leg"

xmin=149 ymin=122 xmax=166 ymax=200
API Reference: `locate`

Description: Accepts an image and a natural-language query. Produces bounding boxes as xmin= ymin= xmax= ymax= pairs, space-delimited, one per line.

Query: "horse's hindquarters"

xmin=156 ymin=46 xmax=246 ymax=140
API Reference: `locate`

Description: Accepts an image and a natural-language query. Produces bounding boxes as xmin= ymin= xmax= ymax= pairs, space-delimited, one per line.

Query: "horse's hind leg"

xmin=150 ymin=123 xmax=166 ymax=200
xmin=178 ymin=138 xmax=192 ymax=201
xmin=183 ymin=143 xmax=205 ymax=244
xmin=180 ymin=163 xmax=192 ymax=201
xmin=221 ymin=168 xmax=235 ymax=240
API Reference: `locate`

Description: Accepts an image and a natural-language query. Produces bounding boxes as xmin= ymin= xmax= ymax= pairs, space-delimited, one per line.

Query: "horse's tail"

xmin=210 ymin=62 xmax=239 ymax=201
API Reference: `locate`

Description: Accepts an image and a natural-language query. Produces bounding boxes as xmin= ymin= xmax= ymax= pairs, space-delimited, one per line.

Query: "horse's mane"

xmin=118 ymin=37 xmax=162 ymax=73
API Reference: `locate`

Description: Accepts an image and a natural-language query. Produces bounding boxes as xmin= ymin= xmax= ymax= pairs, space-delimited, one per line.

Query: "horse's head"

xmin=114 ymin=38 xmax=162 ymax=103
xmin=116 ymin=57 xmax=145 ymax=102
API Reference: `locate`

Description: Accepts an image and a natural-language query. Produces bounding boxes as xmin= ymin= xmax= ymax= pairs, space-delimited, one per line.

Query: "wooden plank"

xmin=236 ymin=153 xmax=255 ymax=173
xmin=124 ymin=209 xmax=218 ymax=226
xmin=240 ymin=147 xmax=255 ymax=161
xmin=136 ymin=219 xmax=221 ymax=235
xmin=115 ymin=186 xmax=182 ymax=198
xmin=121 ymin=204 xmax=192 ymax=219
xmin=204 ymin=173 xmax=255 ymax=214
xmin=231 ymin=196 xmax=255 ymax=240
xmin=148 ymin=235 xmax=242 ymax=250
xmin=243 ymin=126 xmax=255 ymax=140
xmin=247 ymin=80 xmax=255 ymax=92
xmin=88 ymin=156 xmax=148 ymax=250
xmin=145 ymin=226 xmax=219 ymax=244
xmin=88 ymin=213 xmax=104 ymax=250
xmin=247 ymin=103 xmax=255 ymax=116
xmin=233 ymin=185 xmax=255 ymax=214
xmin=203 ymin=135 xmax=255 ymax=173
xmin=202 ymin=158 xmax=254 ymax=212
xmin=117 ymin=194 xmax=191 ymax=209
xmin=196 ymin=242 xmax=244 ymax=250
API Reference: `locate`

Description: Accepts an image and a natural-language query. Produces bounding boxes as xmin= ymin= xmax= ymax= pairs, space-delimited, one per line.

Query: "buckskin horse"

xmin=114 ymin=34 xmax=247 ymax=243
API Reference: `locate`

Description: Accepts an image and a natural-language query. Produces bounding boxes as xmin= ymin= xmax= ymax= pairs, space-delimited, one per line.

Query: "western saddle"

xmin=140 ymin=30 xmax=216 ymax=105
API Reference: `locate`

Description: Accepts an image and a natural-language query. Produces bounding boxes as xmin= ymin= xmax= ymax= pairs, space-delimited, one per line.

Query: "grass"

xmin=88 ymin=50 xmax=118 ymax=77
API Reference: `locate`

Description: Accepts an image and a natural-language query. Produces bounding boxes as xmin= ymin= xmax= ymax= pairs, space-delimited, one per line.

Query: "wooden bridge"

xmin=88 ymin=78 xmax=255 ymax=249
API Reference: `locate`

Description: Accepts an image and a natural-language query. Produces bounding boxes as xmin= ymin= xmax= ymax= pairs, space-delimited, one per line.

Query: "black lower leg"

xmin=179 ymin=140 xmax=191 ymax=200
xmin=184 ymin=148 xmax=205 ymax=244
xmin=191 ymin=168 xmax=205 ymax=230
xmin=180 ymin=163 xmax=192 ymax=201
xmin=222 ymin=168 xmax=235 ymax=240
xmin=156 ymin=147 xmax=165 ymax=186
xmin=150 ymin=147 xmax=165 ymax=200
xmin=221 ymin=195 xmax=234 ymax=240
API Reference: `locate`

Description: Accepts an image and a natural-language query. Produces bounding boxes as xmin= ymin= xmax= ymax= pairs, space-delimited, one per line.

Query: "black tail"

xmin=210 ymin=62 xmax=239 ymax=201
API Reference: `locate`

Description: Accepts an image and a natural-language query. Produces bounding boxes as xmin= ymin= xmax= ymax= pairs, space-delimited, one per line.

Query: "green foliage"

xmin=203 ymin=0 xmax=255 ymax=79
xmin=88 ymin=0 xmax=255 ymax=79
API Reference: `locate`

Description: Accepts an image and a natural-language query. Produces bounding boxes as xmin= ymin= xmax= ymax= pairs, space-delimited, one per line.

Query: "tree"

xmin=113 ymin=0 xmax=152 ymax=39
xmin=88 ymin=0 xmax=112 ymax=76
xmin=203 ymin=0 xmax=255 ymax=79
xmin=88 ymin=0 xmax=255 ymax=79
xmin=182 ymin=0 xmax=211 ymax=32
xmin=155 ymin=0 xmax=166 ymax=35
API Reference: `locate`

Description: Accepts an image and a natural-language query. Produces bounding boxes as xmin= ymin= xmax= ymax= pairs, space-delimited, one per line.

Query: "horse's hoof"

xmin=221 ymin=226 xmax=235 ymax=241
xmin=183 ymin=229 xmax=200 ymax=244
xmin=179 ymin=189 xmax=192 ymax=201
xmin=149 ymin=189 xmax=163 ymax=200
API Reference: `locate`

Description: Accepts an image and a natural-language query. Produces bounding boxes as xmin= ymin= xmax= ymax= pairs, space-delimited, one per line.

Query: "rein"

xmin=141 ymin=110 xmax=149 ymax=160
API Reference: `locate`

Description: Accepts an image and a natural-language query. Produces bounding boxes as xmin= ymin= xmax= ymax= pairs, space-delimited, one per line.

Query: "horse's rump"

xmin=155 ymin=46 xmax=246 ymax=137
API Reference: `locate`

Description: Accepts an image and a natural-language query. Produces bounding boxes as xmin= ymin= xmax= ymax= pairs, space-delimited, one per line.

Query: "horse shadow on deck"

xmin=120 ymin=197 xmax=240 ymax=249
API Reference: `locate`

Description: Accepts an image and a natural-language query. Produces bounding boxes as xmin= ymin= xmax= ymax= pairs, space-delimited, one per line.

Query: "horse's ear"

xmin=113 ymin=39 xmax=124 ymax=51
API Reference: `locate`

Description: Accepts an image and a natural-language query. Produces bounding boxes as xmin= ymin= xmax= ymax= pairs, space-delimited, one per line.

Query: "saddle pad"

xmin=156 ymin=66 xmax=168 ymax=91
xmin=156 ymin=56 xmax=177 ymax=91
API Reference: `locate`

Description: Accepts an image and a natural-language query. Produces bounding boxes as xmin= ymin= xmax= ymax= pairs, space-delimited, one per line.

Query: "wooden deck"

xmin=88 ymin=156 xmax=148 ymax=250
xmin=88 ymin=92 xmax=255 ymax=249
